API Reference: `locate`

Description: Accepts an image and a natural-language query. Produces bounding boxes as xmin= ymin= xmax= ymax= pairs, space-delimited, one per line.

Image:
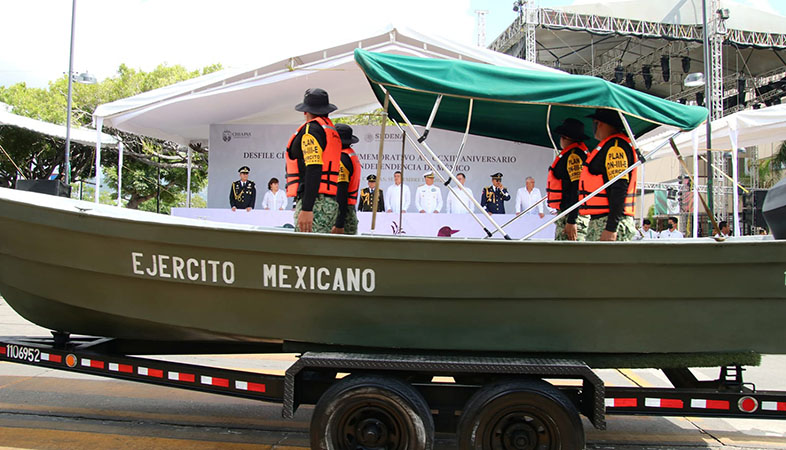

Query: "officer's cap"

xmin=367 ymin=174 xmax=377 ymax=182
xmin=423 ymin=171 xmax=435 ymax=178
xmin=490 ymin=172 xmax=503 ymax=179
xmin=238 ymin=166 xmax=251 ymax=173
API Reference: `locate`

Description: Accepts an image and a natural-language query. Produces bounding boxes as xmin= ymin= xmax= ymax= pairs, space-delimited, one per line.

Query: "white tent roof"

xmin=0 ymin=107 xmax=118 ymax=147
xmin=93 ymin=26 xmax=560 ymax=146
xmin=638 ymin=103 xmax=786 ymax=158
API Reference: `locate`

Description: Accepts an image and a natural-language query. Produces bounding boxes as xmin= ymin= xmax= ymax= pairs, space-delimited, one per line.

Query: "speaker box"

xmin=15 ymin=179 xmax=72 ymax=198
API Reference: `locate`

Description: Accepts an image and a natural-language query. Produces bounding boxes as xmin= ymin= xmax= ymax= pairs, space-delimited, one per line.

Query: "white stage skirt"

xmin=171 ymin=208 xmax=556 ymax=240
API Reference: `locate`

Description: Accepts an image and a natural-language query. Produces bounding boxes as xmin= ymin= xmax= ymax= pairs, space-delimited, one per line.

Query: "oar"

xmin=668 ymin=139 xmax=723 ymax=240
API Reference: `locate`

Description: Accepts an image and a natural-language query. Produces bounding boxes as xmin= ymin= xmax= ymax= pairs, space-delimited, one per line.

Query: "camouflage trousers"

xmin=553 ymin=214 xmax=589 ymax=241
xmin=586 ymin=215 xmax=637 ymax=241
xmin=343 ymin=208 xmax=358 ymax=235
xmin=294 ymin=195 xmax=339 ymax=233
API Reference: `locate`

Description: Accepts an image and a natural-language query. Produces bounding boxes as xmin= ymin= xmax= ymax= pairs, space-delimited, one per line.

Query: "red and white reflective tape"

xmin=81 ymin=358 xmax=105 ymax=369
xmin=235 ymin=380 xmax=266 ymax=393
xmin=138 ymin=367 xmax=164 ymax=378
xmin=605 ymin=398 xmax=637 ymax=408
xmin=108 ymin=362 xmax=133 ymax=374
xmin=762 ymin=401 xmax=786 ymax=412
xmin=200 ymin=375 xmax=229 ymax=388
xmin=690 ymin=399 xmax=730 ymax=410
xmin=168 ymin=371 xmax=195 ymax=383
xmin=40 ymin=352 xmax=62 ymax=363
xmin=645 ymin=398 xmax=684 ymax=409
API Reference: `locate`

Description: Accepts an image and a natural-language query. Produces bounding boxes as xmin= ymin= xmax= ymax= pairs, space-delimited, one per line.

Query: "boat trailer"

xmin=1 ymin=335 xmax=785 ymax=449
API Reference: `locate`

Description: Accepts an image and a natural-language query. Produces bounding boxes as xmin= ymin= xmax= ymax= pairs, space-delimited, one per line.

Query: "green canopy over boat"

xmin=354 ymin=49 xmax=708 ymax=148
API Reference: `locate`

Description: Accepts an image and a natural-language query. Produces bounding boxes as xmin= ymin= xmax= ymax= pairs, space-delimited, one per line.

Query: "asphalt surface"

xmin=0 ymin=298 xmax=785 ymax=449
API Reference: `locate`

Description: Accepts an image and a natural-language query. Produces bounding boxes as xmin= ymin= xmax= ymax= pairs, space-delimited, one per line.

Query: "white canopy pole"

xmin=95 ymin=116 xmax=103 ymax=203
xmin=117 ymin=140 xmax=123 ymax=207
xmin=692 ymin=130 xmax=699 ymax=238
xmin=728 ymin=119 xmax=741 ymax=236
xmin=187 ymin=145 xmax=192 ymax=208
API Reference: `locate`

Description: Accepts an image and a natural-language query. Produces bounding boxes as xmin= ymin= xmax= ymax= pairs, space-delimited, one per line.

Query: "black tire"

xmin=457 ymin=379 xmax=585 ymax=450
xmin=310 ymin=374 xmax=435 ymax=450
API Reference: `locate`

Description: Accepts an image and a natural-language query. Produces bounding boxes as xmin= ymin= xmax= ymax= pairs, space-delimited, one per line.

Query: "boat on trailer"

xmin=1 ymin=50 xmax=784 ymax=364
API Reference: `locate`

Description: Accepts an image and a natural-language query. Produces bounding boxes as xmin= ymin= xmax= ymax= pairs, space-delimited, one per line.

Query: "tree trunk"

xmin=126 ymin=193 xmax=155 ymax=209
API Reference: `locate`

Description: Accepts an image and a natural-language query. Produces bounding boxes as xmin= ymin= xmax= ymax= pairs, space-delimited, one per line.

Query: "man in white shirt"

xmin=714 ymin=220 xmax=731 ymax=238
xmin=659 ymin=216 xmax=684 ymax=239
xmin=515 ymin=176 xmax=545 ymax=218
xmin=415 ymin=171 xmax=443 ymax=213
xmin=445 ymin=172 xmax=475 ymax=214
xmin=385 ymin=171 xmax=411 ymax=213
xmin=633 ymin=219 xmax=658 ymax=240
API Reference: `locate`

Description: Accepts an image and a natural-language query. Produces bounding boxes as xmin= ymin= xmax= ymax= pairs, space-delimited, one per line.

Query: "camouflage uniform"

xmin=553 ymin=214 xmax=590 ymax=241
xmin=586 ymin=215 xmax=636 ymax=241
xmin=294 ymin=195 xmax=339 ymax=233
xmin=343 ymin=208 xmax=358 ymax=235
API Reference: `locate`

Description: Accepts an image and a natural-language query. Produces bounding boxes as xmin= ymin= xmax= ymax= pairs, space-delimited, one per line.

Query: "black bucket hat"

xmin=335 ymin=123 xmax=359 ymax=147
xmin=554 ymin=118 xmax=590 ymax=142
xmin=587 ymin=108 xmax=624 ymax=130
xmin=295 ymin=88 xmax=338 ymax=115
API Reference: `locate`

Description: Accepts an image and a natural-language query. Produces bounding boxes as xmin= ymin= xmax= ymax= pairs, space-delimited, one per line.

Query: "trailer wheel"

xmin=310 ymin=374 xmax=434 ymax=450
xmin=457 ymin=379 xmax=584 ymax=450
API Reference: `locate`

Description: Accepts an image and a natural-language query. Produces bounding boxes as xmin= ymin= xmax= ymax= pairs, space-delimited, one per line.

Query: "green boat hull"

xmin=1 ymin=188 xmax=785 ymax=356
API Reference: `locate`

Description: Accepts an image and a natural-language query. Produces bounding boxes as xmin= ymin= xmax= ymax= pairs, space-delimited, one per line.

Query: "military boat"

xmin=1 ymin=50 xmax=784 ymax=359
xmin=0 ymin=187 xmax=784 ymax=357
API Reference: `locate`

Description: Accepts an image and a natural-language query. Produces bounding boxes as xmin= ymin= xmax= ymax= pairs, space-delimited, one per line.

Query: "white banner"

xmin=171 ymin=209 xmax=556 ymax=240
xmin=208 ymin=124 xmax=555 ymax=211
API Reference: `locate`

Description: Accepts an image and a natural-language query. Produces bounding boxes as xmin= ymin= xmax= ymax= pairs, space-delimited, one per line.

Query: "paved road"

xmin=1 ymin=298 xmax=785 ymax=449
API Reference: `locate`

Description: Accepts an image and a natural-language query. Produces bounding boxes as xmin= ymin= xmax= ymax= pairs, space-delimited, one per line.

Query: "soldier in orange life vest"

xmin=547 ymin=118 xmax=589 ymax=241
xmin=578 ymin=108 xmax=638 ymax=241
xmin=333 ymin=124 xmax=361 ymax=235
xmin=285 ymin=88 xmax=342 ymax=233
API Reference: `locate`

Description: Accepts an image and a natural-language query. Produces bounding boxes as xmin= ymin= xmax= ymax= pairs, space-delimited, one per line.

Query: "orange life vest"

xmin=343 ymin=148 xmax=362 ymax=206
xmin=284 ymin=117 xmax=342 ymax=198
xmin=546 ymin=142 xmax=587 ymax=210
xmin=578 ymin=133 xmax=637 ymax=216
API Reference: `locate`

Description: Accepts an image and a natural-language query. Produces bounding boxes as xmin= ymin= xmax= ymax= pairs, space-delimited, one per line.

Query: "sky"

xmin=1 ymin=0 xmax=784 ymax=89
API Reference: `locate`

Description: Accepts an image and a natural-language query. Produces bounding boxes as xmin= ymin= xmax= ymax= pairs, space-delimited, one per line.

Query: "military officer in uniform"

xmin=415 ymin=171 xmax=443 ymax=213
xmin=229 ymin=166 xmax=256 ymax=211
xmin=480 ymin=172 xmax=510 ymax=214
xmin=358 ymin=175 xmax=385 ymax=212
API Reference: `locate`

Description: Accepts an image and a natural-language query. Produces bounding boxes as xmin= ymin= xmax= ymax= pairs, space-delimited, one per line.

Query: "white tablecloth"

xmin=171 ymin=208 xmax=556 ymax=240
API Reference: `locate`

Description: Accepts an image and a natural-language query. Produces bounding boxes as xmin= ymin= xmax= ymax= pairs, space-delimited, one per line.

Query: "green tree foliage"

xmin=758 ymin=141 xmax=786 ymax=188
xmin=0 ymin=63 xmax=221 ymax=210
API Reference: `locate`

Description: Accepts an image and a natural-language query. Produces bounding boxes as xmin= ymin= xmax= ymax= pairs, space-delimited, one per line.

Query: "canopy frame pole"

xmin=94 ymin=116 xmax=103 ymax=204
xmin=117 ymin=141 xmax=123 ymax=207
xmin=370 ymin=92 xmax=389 ymax=233
xmin=381 ymin=87 xmax=504 ymax=238
xmin=545 ymin=105 xmax=559 ymax=157
xmin=521 ymin=130 xmax=683 ymax=240
xmin=398 ymin=131 xmax=405 ymax=234
xmin=445 ymin=98 xmax=474 ymax=186
xmin=186 ymin=145 xmax=192 ymax=208
xmin=487 ymin=195 xmax=548 ymax=237
xmin=392 ymin=120 xmax=493 ymax=237
xmin=618 ymin=111 xmax=645 ymax=163
xmin=417 ymin=95 xmax=443 ymax=143
xmin=693 ymin=131 xmax=700 ymax=237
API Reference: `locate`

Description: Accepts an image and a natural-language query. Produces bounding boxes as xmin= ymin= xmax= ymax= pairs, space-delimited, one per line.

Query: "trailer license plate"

xmin=5 ymin=345 xmax=40 ymax=363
